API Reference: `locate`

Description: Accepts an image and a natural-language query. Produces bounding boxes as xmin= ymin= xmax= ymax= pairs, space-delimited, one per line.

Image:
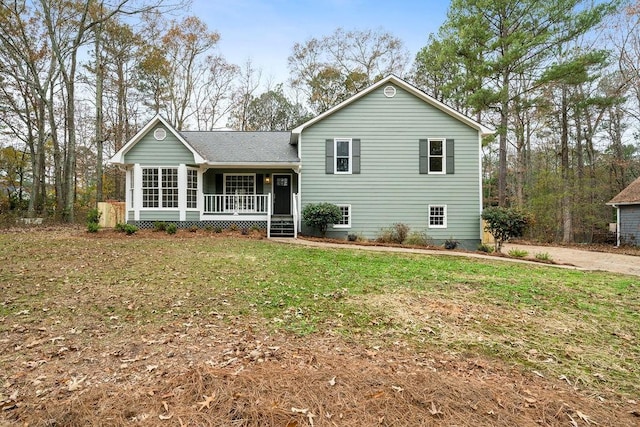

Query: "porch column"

xmin=133 ymin=163 xmax=142 ymax=221
xmin=178 ymin=163 xmax=187 ymax=221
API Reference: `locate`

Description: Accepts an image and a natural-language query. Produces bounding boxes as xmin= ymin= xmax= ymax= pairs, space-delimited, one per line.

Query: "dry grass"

xmin=1 ymin=227 xmax=638 ymax=426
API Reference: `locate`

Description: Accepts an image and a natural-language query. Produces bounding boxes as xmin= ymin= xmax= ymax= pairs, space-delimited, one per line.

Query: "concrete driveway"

xmin=503 ymin=243 xmax=640 ymax=277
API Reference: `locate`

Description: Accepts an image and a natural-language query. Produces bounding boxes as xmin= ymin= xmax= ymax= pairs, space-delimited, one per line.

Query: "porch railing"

xmin=203 ymin=194 xmax=269 ymax=214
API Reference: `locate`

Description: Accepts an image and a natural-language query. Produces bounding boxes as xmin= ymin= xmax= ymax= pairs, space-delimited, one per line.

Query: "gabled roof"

xmin=181 ymin=131 xmax=298 ymax=164
xmin=607 ymin=176 xmax=640 ymax=206
xmin=109 ymin=115 xmax=298 ymax=166
xmin=109 ymin=115 xmax=205 ymax=164
xmin=290 ymin=75 xmax=494 ymax=143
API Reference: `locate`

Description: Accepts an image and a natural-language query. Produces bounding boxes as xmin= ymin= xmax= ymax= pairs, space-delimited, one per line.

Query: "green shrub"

xmin=302 ymin=203 xmax=342 ymax=237
xmin=86 ymin=208 xmax=101 ymax=225
xmin=213 ymin=226 xmax=223 ymax=233
xmin=86 ymin=222 xmax=100 ymax=233
xmin=481 ymin=207 xmax=531 ymax=253
xmin=477 ymin=243 xmax=495 ymax=253
xmin=508 ymin=248 xmax=528 ymax=258
xmin=403 ymin=231 xmax=431 ymax=246
xmin=166 ymin=223 xmax=177 ymax=234
xmin=115 ymin=222 xmax=126 ymax=232
xmin=535 ymin=252 xmax=552 ymax=261
xmin=123 ymin=224 xmax=138 ymax=235
xmin=153 ymin=221 xmax=167 ymax=232
xmin=229 ymin=223 xmax=239 ymax=232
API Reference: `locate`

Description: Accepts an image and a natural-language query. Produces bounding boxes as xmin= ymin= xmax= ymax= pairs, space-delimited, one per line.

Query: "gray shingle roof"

xmin=180 ymin=131 xmax=299 ymax=164
xmin=608 ymin=176 xmax=640 ymax=205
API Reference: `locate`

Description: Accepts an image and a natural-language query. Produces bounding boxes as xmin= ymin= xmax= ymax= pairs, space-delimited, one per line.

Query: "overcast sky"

xmin=185 ymin=0 xmax=450 ymax=85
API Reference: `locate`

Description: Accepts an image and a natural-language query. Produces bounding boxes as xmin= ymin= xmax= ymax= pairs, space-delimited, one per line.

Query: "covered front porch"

xmin=200 ymin=168 xmax=300 ymax=237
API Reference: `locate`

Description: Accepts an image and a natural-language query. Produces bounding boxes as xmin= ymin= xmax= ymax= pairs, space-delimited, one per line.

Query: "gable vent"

xmin=383 ymin=85 xmax=396 ymax=98
xmin=153 ymin=128 xmax=167 ymax=141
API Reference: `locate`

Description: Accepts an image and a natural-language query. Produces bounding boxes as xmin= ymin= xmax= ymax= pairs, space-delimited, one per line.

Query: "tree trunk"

xmin=560 ymin=85 xmax=572 ymax=243
xmin=95 ymin=19 xmax=104 ymax=204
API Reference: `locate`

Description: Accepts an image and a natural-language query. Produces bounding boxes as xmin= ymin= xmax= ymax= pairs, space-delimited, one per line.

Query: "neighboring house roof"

xmin=607 ymin=176 xmax=640 ymax=206
xmin=181 ymin=131 xmax=298 ymax=164
xmin=290 ymin=74 xmax=495 ymax=143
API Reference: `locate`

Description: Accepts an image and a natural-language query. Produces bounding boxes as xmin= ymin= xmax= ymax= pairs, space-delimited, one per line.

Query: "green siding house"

xmin=109 ymin=75 xmax=493 ymax=247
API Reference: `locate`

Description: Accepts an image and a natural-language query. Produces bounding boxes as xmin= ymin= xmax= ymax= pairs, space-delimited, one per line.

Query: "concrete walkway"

xmin=272 ymin=238 xmax=640 ymax=277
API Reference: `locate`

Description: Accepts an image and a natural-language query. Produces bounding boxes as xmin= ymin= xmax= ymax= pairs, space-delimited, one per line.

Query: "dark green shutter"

xmin=256 ymin=174 xmax=263 ymax=194
xmin=419 ymin=139 xmax=428 ymax=174
xmin=352 ymin=139 xmax=361 ymax=174
xmin=325 ymin=139 xmax=334 ymax=174
xmin=215 ymin=173 xmax=223 ymax=194
xmin=446 ymin=139 xmax=454 ymax=174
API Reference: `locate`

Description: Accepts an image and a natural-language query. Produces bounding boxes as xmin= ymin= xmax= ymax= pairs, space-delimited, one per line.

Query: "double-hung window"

xmin=333 ymin=204 xmax=351 ymax=228
xmin=142 ymin=167 xmax=178 ymax=208
xmin=187 ymin=169 xmax=198 ymax=209
xmin=428 ymin=139 xmax=445 ymax=174
xmin=335 ymin=139 xmax=352 ymax=174
xmin=419 ymin=139 xmax=453 ymax=175
xmin=428 ymin=205 xmax=447 ymax=228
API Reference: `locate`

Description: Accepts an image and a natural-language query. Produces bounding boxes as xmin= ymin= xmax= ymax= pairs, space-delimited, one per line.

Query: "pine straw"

xmin=6 ymin=337 xmax=637 ymax=427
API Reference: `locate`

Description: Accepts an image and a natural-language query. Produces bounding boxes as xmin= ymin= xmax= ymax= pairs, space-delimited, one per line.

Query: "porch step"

xmin=270 ymin=216 xmax=294 ymax=237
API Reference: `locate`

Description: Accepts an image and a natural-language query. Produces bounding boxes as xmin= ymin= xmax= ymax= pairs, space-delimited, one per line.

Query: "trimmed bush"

xmin=123 ymin=224 xmax=138 ymax=235
xmin=302 ymin=203 xmax=342 ymax=237
xmin=166 ymin=223 xmax=177 ymax=235
xmin=153 ymin=221 xmax=167 ymax=232
xmin=481 ymin=207 xmax=530 ymax=253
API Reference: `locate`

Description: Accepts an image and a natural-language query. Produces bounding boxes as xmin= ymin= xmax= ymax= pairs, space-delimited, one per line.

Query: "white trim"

xmin=333 ymin=204 xmax=352 ymax=229
xmin=133 ymin=164 xmax=142 ymax=220
xmin=109 ymin=114 xmax=205 ymax=165
xmin=334 ymin=138 xmax=352 ymax=174
xmin=291 ymin=75 xmax=494 ymax=141
xmin=428 ymin=138 xmax=446 ymax=174
xmin=203 ymin=162 xmax=300 ymax=171
xmin=178 ymin=164 xmax=187 ymax=221
xmin=428 ymin=204 xmax=447 ymax=229
xmin=615 ymin=205 xmax=620 ymax=247
xmin=478 ymin=133 xmax=483 ymax=240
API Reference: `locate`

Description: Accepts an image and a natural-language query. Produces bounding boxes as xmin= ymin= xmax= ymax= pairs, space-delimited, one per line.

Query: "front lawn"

xmin=1 ymin=229 xmax=638 ymax=426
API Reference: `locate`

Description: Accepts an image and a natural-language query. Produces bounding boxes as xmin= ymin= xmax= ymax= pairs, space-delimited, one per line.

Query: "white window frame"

xmin=428 ymin=138 xmax=446 ymax=174
xmin=141 ymin=167 xmax=179 ymax=209
xmin=334 ymin=138 xmax=352 ymax=174
xmin=186 ymin=168 xmax=198 ymax=209
xmin=333 ymin=204 xmax=352 ymax=228
xmin=428 ymin=204 xmax=447 ymax=228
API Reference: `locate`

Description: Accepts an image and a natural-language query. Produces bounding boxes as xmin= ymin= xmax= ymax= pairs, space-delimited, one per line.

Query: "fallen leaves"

xmin=197 ymin=393 xmax=216 ymax=411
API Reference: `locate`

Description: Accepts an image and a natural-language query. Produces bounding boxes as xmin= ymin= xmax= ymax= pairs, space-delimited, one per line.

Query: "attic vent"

xmin=383 ymin=85 xmax=396 ymax=98
xmin=154 ymin=128 xmax=167 ymax=141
